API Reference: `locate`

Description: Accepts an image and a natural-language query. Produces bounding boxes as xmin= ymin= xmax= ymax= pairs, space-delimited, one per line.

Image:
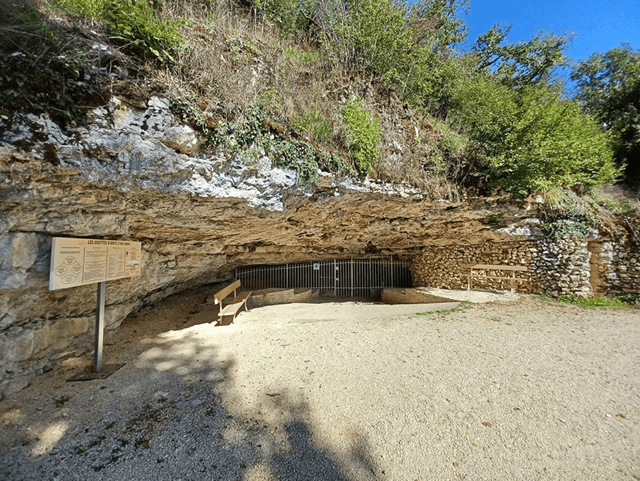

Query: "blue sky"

xmin=461 ymin=0 xmax=640 ymax=89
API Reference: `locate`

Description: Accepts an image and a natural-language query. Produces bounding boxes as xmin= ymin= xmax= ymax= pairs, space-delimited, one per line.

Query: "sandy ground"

xmin=1 ymin=287 xmax=639 ymax=480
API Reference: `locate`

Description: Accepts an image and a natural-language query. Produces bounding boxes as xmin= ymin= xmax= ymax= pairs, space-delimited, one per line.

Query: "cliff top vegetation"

xmin=0 ymin=0 xmax=638 ymax=215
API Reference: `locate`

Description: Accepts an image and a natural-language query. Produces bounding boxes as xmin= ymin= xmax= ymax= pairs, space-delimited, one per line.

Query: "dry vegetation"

xmin=0 ymin=0 xmax=467 ymax=198
xmin=0 ymin=0 xmax=637 ymax=207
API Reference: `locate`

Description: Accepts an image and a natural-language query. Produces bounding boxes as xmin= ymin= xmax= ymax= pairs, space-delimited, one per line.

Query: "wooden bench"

xmin=465 ymin=264 xmax=528 ymax=294
xmin=214 ymin=279 xmax=252 ymax=325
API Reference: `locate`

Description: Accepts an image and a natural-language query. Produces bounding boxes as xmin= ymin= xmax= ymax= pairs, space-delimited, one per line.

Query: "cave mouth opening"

xmin=236 ymin=257 xmax=412 ymax=300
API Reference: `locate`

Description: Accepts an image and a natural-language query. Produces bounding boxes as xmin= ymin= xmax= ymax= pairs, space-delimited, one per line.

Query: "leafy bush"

xmin=539 ymin=188 xmax=597 ymax=239
xmin=615 ymin=293 xmax=640 ymax=307
xmin=341 ymin=96 xmax=381 ymax=175
xmin=271 ymin=137 xmax=319 ymax=184
xmin=599 ymin=198 xmax=635 ymax=214
xmin=450 ymin=77 xmax=619 ymax=195
xmin=542 ymin=215 xmax=594 ymax=239
xmin=284 ymin=46 xmax=321 ymax=66
xmin=540 ymin=293 xmax=636 ymax=309
xmin=48 ymin=0 xmax=184 ymax=62
xmin=171 ymin=99 xmax=323 ymax=184
xmin=318 ymin=151 xmax=357 ymax=178
xmin=292 ymin=108 xmax=333 ymax=143
xmin=254 ymin=0 xmax=310 ymax=37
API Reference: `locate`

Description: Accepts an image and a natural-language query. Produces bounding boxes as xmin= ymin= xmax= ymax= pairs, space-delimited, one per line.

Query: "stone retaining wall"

xmin=598 ymin=240 xmax=640 ymax=296
xmin=412 ymin=238 xmax=638 ymax=297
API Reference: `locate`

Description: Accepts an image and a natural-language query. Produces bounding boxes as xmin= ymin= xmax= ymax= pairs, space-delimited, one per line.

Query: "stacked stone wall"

xmin=412 ymin=241 xmax=536 ymax=292
xmin=599 ymin=241 xmax=640 ymax=295
xmin=412 ymin=238 xmax=636 ymax=297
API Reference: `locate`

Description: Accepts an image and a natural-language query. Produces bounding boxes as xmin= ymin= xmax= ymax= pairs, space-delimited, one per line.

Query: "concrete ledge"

xmin=247 ymin=288 xmax=320 ymax=308
xmin=382 ymin=288 xmax=456 ymax=304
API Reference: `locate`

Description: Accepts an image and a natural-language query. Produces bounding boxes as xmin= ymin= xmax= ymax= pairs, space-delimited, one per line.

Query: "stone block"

xmin=55 ymin=317 xmax=89 ymax=337
xmin=248 ymin=288 xmax=319 ymax=308
xmin=0 ymin=336 xmax=8 ymax=364
xmin=0 ymin=233 xmax=39 ymax=269
xmin=0 ymin=270 xmax=29 ymax=290
xmin=1 ymin=375 xmax=32 ymax=399
xmin=13 ymin=329 xmax=34 ymax=362
xmin=33 ymin=322 xmax=54 ymax=354
xmin=163 ymin=125 xmax=198 ymax=154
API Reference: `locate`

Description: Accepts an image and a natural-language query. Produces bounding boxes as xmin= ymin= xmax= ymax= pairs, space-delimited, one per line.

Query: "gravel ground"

xmin=1 ymin=291 xmax=639 ymax=480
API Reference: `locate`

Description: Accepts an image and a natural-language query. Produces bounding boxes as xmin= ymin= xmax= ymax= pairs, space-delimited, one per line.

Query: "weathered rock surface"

xmin=0 ymin=95 xmax=509 ymax=398
xmin=3 ymin=94 xmax=637 ymax=399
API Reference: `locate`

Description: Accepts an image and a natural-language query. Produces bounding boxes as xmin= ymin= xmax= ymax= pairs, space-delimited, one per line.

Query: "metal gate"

xmin=236 ymin=258 xmax=411 ymax=298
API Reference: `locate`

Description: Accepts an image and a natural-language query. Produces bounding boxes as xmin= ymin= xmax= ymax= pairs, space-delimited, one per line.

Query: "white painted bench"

xmin=465 ymin=264 xmax=528 ymax=294
xmin=214 ymin=279 xmax=252 ymax=325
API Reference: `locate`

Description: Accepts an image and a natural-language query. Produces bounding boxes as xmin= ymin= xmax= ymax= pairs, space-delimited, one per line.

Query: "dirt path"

xmin=1 ymin=289 xmax=639 ymax=480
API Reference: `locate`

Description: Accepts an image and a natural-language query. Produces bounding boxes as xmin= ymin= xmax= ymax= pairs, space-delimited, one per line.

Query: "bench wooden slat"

xmin=214 ymin=279 xmax=241 ymax=304
xmin=229 ymin=291 xmax=251 ymax=302
xmin=220 ymin=302 xmax=245 ymax=316
xmin=470 ymin=275 xmax=526 ymax=282
xmin=213 ymin=280 xmax=251 ymax=325
xmin=466 ymin=264 xmax=528 ymax=294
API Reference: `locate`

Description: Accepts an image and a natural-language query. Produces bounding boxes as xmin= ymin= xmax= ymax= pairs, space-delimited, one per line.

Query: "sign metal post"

xmin=49 ymin=237 xmax=142 ymax=381
xmin=94 ymin=281 xmax=106 ymax=373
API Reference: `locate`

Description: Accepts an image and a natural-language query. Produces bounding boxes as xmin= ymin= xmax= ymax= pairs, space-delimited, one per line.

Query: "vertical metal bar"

xmin=334 ymin=259 xmax=337 ymax=296
xmin=391 ymin=257 xmax=394 ymax=287
xmin=94 ymin=281 xmax=106 ymax=373
xmin=350 ymin=258 xmax=354 ymax=298
xmin=286 ymin=264 xmax=289 ymax=289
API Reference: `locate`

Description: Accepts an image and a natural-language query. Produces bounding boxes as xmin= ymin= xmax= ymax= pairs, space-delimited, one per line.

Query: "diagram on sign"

xmin=54 ymin=256 xmax=83 ymax=284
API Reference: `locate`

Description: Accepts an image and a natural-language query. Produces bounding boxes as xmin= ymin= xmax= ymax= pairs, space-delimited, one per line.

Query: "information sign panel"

xmin=49 ymin=237 xmax=141 ymax=290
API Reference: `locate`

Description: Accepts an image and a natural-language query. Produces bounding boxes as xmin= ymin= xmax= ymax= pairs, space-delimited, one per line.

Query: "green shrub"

xmin=599 ymin=198 xmax=635 ymax=214
xmin=341 ymin=97 xmax=381 ymax=175
xmin=450 ymin=77 xmax=619 ymax=196
xmin=48 ymin=0 xmax=184 ymax=62
xmin=284 ymin=46 xmax=321 ymax=66
xmin=271 ymin=137 xmax=319 ymax=185
xmin=318 ymin=152 xmax=357 ymax=178
xmin=254 ymin=0 xmax=309 ymax=37
xmin=540 ymin=293 xmax=635 ymax=309
xmin=292 ymin=108 xmax=333 ymax=143
xmin=615 ymin=293 xmax=640 ymax=307
xmin=540 ymin=188 xmax=597 ymax=239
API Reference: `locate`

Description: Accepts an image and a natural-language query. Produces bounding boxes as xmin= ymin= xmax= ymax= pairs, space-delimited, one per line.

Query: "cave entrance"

xmin=236 ymin=257 xmax=412 ymax=299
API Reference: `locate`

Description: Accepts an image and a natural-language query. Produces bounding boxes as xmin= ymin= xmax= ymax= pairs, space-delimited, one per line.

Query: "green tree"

xmin=407 ymin=0 xmax=469 ymax=54
xmin=571 ymin=44 xmax=640 ymax=182
xmin=472 ymin=24 xmax=570 ymax=89
xmin=451 ymin=76 xmax=618 ymax=195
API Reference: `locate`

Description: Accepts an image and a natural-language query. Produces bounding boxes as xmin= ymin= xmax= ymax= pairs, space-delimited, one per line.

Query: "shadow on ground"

xmin=0 ymin=288 xmax=378 ymax=480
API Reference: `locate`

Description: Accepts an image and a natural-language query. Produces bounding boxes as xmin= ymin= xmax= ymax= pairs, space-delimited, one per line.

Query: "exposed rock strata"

xmin=3 ymin=94 xmax=637 ymax=399
xmin=0 ymin=96 xmax=508 ymax=398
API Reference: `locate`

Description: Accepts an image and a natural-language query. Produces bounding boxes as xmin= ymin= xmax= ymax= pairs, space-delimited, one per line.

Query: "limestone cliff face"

xmin=0 ymin=94 xmax=510 ymax=397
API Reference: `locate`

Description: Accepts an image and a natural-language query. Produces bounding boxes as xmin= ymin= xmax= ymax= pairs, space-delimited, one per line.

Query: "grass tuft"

xmin=537 ymin=293 xmax=636 ymax=310
xmin=415 ymin=301 xmax=472 ymax=317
